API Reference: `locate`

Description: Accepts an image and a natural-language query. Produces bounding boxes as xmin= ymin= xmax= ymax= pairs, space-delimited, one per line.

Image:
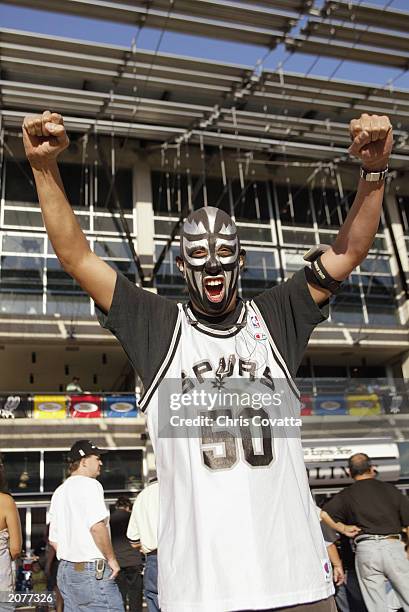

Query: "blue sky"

xmin=1 ymin=0 xmax=409 ymax=89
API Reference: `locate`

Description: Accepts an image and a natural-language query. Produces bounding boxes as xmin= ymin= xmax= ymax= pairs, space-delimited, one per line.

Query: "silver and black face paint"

xmin=179 ymin=206 xmax=242 ymax=315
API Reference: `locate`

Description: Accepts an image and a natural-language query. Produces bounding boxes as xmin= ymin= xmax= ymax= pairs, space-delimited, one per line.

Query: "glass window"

xmin=5 ymin=160 xmax=38 ymax=204
xmin=359 ymin=257 xmax=391 ymax=275
xmin=94 ymin=215 xmax=133 ymax=234
xmin=94 ymin=240 xmax=132 ymax=260
xmin=154 ymin=244 xmax=186 ymax=299
xmin=312 ymin=186 xmax=344 ymax=229
xmin=241 ymin=250 xmax=279 ymax=298
xmin=233 ymin=181 xmax=270 ymax=221
xmin=152 ymin=171 xmax=187 ymax=215
xmin=330 ymin=274 xmax=365 ymax=325
xmin=59 ymin=163 xmax=84 ymax=208
xmin=362 ymin=275 xmax=398 ymax=326
xmin=237 ymin=225 xmax=273 ymax=243
xmin=205 ymin=177 xmax=231 ymax=214
xmin=154 ymin=218 xmax=180 ymax=238
xmin=108 ymin=260 xmax=138 ymax=284
xmin=1 ymin=452 xmax=40 ymax=494
xmin=31 ymin=507 xmax=48 ymax=556
xmin=282 ymin=229 xmax=315 ymax=247
xmin=2 ymin=235 xmax=44 ymax=254
xmin=0 ymin=293 xmax=43 ymax=315
xmin=276 ymin=183 xmax=313 ymax=227
xmin=46 ymin=258 xmax=90 ymax=316
xmin=283 ymin=251 xmax=306 ymax=277
xmin=397 ymin=195 xmax=409 ymax=235
xmin=43 ymin=451 xmax=68 ymax=493
xmin=98 ymin=449 xmax=143 ymax=491
xmin=3 ymin=210 xmax=44 ymax=229
xmin=96 ymin=167 xmax=133 ymax=210
xmin=1 ymin=256 xmax=44 ymax=290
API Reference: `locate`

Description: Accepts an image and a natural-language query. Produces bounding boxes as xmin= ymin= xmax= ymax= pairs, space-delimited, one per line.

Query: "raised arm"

xmin=22 ymin=111 xmax=116 ymax=313
xmin=307 ymin=113 xmax=393 ymax=304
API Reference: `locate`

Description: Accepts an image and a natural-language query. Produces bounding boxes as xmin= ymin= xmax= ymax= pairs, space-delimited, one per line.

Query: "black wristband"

xmin=311 ymin=256 xmax=343 ymax=295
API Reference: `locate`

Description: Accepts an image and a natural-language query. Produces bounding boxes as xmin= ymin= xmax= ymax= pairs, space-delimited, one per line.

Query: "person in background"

xmin=48 ymin=440 xmax=123 ymax=611
xmin=127 ymin=480 xmax=159 ymax=612
xmin=65 ymin=377 xmax=82 ymax=393
xmin=324 ymin=453 xmax=409 ymax=612
xmin=0 ymin=457 xmax=22 ymax=612
xmin=44 ymin=527 xmax=64 ymax=612
xmin=31 ymin=560 xmax=48 ymax=612
xmin=110 ymin=496 xmax=143 ymax=612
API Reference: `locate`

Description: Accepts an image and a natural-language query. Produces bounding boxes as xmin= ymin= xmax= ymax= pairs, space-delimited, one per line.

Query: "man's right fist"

xmin=22 ymin=111 xmax=69 ymax=168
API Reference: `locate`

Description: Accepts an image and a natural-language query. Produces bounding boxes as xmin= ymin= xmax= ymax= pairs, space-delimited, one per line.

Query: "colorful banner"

xmin=300 ymin=394 xmax=313 ymax=416
xmin=314 ymin=395 xmax=347 ymax=416
xmin=0 ymin=394 xmax=30 ymax=418
xmin=33 ymin=395 xmax=67 ymax=419
xmin=347 ymin=393 xmax=381 ymax=416
xmin=104 ymin=395 xmax=138 ymax=418
xmin=70 ymin=394 xmax=102 ymax=418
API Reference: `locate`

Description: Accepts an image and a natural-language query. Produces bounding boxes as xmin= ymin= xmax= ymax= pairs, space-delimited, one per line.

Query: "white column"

xmin=133 ymin=160 xmax=155 ymax=284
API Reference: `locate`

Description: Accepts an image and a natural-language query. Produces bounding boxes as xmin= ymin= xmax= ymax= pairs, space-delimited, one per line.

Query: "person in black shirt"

xmin=110 ymin=497 xmax=143 ymax=612
xmin=324 ymin=453 xmax=409 ymax=612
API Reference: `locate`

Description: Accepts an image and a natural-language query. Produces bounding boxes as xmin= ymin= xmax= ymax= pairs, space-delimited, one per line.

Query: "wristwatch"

xmin=360 ymin=166 xmax=388 ymax=182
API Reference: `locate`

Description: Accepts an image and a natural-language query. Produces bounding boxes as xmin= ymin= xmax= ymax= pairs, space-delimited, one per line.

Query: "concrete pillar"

xmin=133 ymin=159 xmax=155 ymax=284
xmin=384 ymin=191 xmax=409 ymax=325
xmin=402 ymin=351 xmax=409 ymax=380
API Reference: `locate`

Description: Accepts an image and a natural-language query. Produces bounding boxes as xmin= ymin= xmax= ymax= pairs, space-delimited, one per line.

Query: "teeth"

xmin=206 ymin=280 xmax=223 ymax=286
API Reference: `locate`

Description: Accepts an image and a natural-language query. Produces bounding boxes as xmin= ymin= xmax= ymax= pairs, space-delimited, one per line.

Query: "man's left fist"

xmin=349 ymin=113 xmax=393 ymax=171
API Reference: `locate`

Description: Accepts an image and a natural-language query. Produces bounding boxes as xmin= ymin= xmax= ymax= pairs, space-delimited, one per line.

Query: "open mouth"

xmin=203 ymin=275 xmax=225 ymax=303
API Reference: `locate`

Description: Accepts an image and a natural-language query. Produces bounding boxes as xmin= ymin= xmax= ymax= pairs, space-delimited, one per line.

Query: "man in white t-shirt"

xmin=127 ymin=480 xmax=160 ymax=612
xmin=48 ymin=440 xmax=124 ymax=611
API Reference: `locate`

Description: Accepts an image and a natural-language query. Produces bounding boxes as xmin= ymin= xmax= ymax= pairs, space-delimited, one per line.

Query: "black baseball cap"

xmin=68 ymin=440 xmax=108 ymax=462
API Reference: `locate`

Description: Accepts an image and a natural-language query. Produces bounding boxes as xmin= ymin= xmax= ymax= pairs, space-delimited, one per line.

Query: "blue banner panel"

xmin=104 ymin=395 xmax=138 ymax=418
xmin=314 ymin=395 xmax=347 ymax=416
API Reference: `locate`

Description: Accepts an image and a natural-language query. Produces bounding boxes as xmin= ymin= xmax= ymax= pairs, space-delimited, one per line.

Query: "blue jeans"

xmin=144 ymin=554 xmax=160 ymax=612
xmin=57 ymin=560 xmax=124 ymax=612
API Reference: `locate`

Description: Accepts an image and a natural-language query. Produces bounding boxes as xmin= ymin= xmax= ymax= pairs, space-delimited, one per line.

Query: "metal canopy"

xmin=3 ymin=28 xmax=409 ymax=133
xmin=322 ymin=0 xmax=409 ymax=34
xmin=4 ymin=106 xmax=409 ymax=166
xmin=286 ymin=34 xmax=409 ymax=69
xmin=302 ymin=18 xmax=409 ymax=53
xmin=0 ymin=0 xmax=295 ymax=46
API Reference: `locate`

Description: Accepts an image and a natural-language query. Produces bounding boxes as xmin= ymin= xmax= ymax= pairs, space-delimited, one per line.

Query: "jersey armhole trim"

xmin=250 ymin=300 xmax=301 ymax=401
xmin=138 ymin=307 xmax=183 ymax=413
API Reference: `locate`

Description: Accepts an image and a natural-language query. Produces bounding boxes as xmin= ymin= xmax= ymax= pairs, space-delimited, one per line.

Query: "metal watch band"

xmin=360 ymin=166 xmax=388 ymax=182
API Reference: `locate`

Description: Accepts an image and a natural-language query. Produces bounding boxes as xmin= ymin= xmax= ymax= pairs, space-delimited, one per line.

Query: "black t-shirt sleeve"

xmin=253 ymin=267 xmax=328 ymax=377
xmin=96 ymin=272 xmax=178 ymax=390
xmin=323 ymin=494 xmax=349 ymax=524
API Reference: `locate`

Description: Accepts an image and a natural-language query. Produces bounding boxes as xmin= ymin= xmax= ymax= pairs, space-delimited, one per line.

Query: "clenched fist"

xmin=22 ymin=111 xmax=69 ymax=169
xmin=349 ymin=113 xmax=392 ymax=171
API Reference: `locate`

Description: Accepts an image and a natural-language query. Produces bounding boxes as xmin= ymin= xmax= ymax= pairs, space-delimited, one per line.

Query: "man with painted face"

xmin=176 ymin=206 xmax=245 ymax=316
xmin=23 ymin=110 xmax=392 ymax=612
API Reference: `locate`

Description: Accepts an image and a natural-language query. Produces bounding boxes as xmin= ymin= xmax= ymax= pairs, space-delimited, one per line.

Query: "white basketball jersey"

xmin=139 ymin=301 xmax=333 ymax=612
